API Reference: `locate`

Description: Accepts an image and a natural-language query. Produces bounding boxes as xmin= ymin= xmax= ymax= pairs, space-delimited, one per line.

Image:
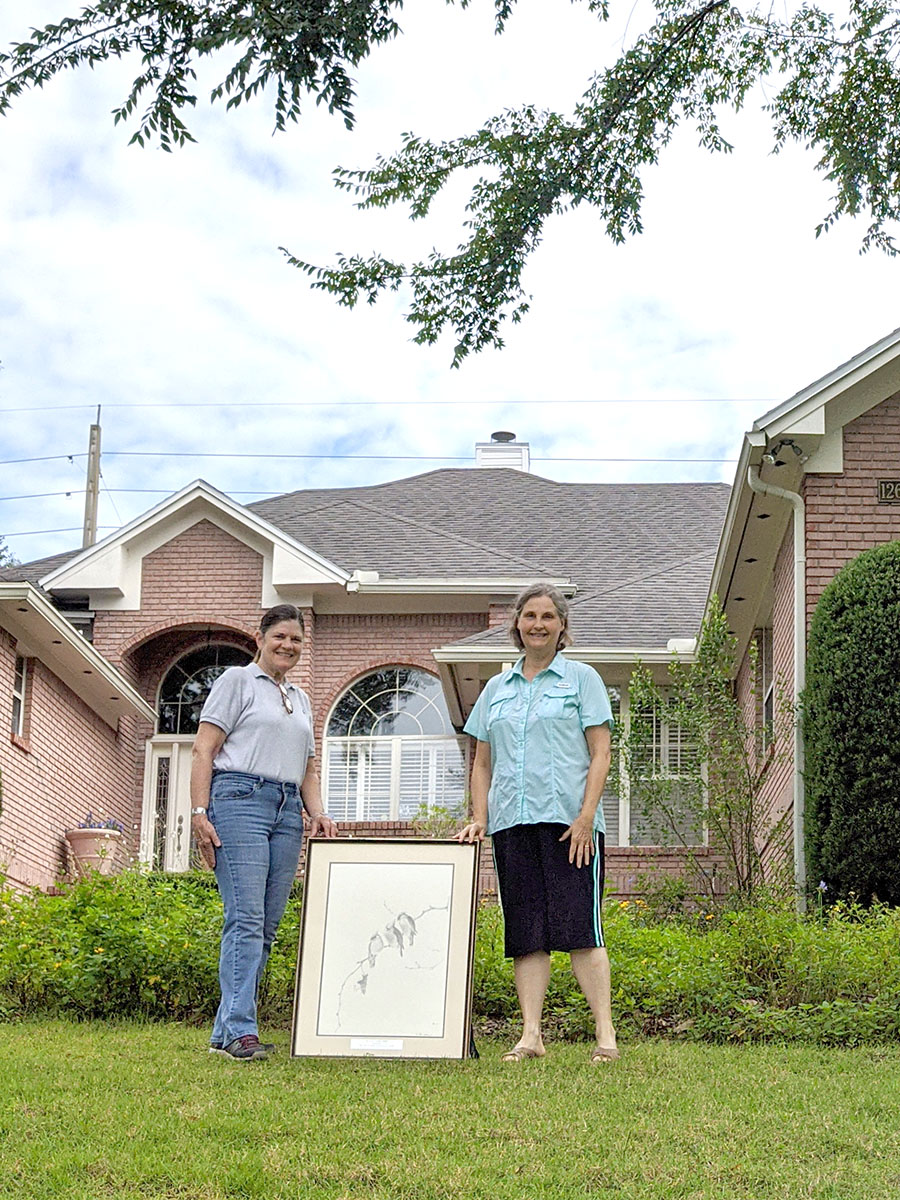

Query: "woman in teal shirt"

xmin=459 ymin=582 xmax=618 ymax=1063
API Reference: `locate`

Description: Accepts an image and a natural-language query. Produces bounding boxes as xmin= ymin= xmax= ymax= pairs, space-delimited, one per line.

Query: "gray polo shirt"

xmin=200 ymin=664 xmax=315 ymax=786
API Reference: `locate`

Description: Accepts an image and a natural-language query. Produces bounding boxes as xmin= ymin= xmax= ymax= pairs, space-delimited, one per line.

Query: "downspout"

xmin=747 ymin=465 xmax=807 ymax=911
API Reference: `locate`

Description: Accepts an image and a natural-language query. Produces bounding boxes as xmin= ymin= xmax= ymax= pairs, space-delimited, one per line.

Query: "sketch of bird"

xmin=383 ymin=921 xmax=403 ymax=954
xmin=396 ymin=912 xmax=417 ymax=946
xmin=367 ymin=932 xmax=384 ymax=967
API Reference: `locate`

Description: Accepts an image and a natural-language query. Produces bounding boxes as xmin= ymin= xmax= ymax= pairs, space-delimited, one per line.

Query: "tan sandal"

xmin=501 ymin=1046 xmax=541 ymax=1062
xmin=590 ymin=1046 xmax=620 ymax=1063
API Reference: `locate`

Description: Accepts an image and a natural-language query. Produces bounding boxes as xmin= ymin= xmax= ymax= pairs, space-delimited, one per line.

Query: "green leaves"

xmin=4 ymin=3 xmax=900 ymax=358
xmin=0 ymin=2 xmax=407 ymax=143
xmin=618 ymin=596 xmax=792 ymax=904
xmin=804 ymin=540 xmax=900 ymax=904
xmin=295 ymin=1 xmax=900 ymax=359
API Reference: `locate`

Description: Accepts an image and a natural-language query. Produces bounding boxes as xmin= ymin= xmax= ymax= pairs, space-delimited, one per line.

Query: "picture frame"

xmin=291 ymin=838 xmax=481 ymax=1059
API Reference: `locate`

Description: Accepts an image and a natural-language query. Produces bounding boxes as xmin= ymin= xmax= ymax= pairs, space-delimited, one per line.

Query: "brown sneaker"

xmin=215 ymin=1035 xmax=269 ymax=1061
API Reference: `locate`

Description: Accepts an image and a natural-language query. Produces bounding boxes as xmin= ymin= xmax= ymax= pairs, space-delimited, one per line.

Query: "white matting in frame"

xmin=292 ymin=839 xmax=480 ymax=1059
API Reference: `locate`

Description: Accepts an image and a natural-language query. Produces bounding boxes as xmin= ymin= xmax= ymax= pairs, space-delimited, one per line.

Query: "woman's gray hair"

xmin=507 ymin=582 xmax=573 ymax=652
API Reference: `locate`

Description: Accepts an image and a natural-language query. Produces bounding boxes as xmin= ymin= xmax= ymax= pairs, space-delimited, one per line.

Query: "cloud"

xmin=1 ymin=0 xmax=897 ymax=561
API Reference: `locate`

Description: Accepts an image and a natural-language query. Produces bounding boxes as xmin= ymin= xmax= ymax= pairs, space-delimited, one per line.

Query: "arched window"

xmin=324 ymin=667 xmax=468 ymax=822
xmin=157 ymin=643 xmax=252 ymax=735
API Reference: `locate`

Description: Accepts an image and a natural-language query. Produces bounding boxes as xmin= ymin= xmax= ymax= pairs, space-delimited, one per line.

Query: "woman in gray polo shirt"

xmin=190 ymin=604 xmax=337 ymax=1061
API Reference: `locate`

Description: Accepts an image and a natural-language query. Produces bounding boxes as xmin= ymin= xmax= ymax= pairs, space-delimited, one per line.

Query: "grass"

xmin=3 ymin=1021 xmax=900 ymax=1199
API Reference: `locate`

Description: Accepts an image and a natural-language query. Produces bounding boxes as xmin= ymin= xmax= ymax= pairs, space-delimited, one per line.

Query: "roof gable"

xmin=40 ymin=480 xmax=350 ymax=608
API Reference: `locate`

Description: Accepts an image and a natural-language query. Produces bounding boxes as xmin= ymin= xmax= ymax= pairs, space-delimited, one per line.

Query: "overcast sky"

xmin=1 ymin=0 xmax=898 ymax=566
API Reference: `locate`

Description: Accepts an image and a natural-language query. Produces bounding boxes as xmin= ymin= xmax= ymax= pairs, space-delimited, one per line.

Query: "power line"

xmin=0 ymin=489 xmax=277 ymax=502
xmin=0 ymin=451 xmax=739 ymax=467
xmin=1 ymin=527 xmax=117 ymax=538
xmin=0 ymin=454 xmax=81 ymax=466
xmin=0 ymin=397 xmax=772 ymax=414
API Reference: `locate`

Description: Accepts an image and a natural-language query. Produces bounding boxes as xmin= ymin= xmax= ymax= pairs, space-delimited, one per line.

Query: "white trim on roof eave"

xmin=432 ymin=644 xmax=696 ymax=665
xmin=349 ymin=576 xmax=574 ymax=596
xmin=39 ymin=479 xmax=351 ymax=589
xmin=0 ymin=582 xmax=156 ymax=725
xmin=751 ymin=325 xmax=900 ymax=437
xmin=706 ymin=433 xmax=764 ymax=605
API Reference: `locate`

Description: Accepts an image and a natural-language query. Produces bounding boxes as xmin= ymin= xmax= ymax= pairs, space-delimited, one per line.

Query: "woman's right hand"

xmin=191 ymin=812 xmax=221 ymax=869
xmin=457 ymin=822 xmax=486 ymax=843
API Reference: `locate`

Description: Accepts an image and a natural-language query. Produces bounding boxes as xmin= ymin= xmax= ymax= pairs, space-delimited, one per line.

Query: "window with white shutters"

xmin=324 ymin=668 xmax=468 ymax=822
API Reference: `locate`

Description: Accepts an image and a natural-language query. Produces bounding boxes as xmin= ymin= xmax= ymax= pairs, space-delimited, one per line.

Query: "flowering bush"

xmin=76 ymin=813 xmax=125 ymax=833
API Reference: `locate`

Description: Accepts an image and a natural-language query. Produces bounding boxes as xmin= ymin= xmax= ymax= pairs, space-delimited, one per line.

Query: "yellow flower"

xmin=94 ymin=947 xmax=104 ymax=954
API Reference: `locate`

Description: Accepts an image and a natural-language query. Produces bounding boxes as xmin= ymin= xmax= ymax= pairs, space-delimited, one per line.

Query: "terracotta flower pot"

xmin=64 ymin=828 xmax=125 ymax=877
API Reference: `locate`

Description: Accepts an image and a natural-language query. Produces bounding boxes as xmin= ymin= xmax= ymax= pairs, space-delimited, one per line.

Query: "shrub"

xmin=473 ymin=898 xmax=900 ymax=1045
xmin=4 ymin=872 xmax=900 ymax=1046
xmin=803 ymin=540 xmax=900 ymax=904
xmin=0 ymin=868 xmax=305 ymax=1025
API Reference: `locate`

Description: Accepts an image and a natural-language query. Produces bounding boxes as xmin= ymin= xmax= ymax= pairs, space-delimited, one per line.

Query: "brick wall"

xmin=805 ymin=390 xmax=900 ymax=620
xmin=0 ymin=627 xmax=139 ymax=891
xmin=309 ymin=612 xmax=487 ymax=744
xmin=92 ymin=520 xmax=265 ymax=835
xmin=606 ymin=846 xmax=725 ymax=901
xmin=735 ymin=393 xmax=900 ymax=883
xmin=92 ymin=519 xmax=264 ymax=667
xmin=756 ymin=525 xmax=795 ymax=875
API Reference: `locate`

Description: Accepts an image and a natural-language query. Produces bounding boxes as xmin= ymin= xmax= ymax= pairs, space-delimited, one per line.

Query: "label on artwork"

xmin=350 ymin=1038 xmax=404 ymax=1051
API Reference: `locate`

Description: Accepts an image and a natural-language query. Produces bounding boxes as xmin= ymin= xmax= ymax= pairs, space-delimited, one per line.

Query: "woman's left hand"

xmin=559 ymin=814 xmax=595 ymax=868
xmin=308 ymin=813 xmax=339 ymax=838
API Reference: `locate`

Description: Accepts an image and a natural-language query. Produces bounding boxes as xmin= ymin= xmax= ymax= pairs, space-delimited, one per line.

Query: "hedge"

xmin=803 ymin=540 xmax=900 ymax=904
xmin=3 ymin=871 xmax=900 ymax=1045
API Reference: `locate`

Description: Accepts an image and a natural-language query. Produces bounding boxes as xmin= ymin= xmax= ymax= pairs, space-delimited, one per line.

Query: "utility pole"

xmin=82 ymin=406 xmax=101 ymax=548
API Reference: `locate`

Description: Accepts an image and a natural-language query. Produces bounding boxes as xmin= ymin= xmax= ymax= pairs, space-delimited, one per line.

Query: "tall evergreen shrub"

xmin=804 ymin=540 xmax=900 ymax=904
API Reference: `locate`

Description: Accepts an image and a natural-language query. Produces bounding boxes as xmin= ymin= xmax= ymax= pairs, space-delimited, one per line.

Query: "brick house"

xmin=1 ymin=434 xmax=727 ymax=893
xmin=0 ymin=582 xmax=154 ymax=888
xmin=6 ymin=330 xmax=899 ymax=900
xmin=711 ymin=327 xmax=900 ymax=897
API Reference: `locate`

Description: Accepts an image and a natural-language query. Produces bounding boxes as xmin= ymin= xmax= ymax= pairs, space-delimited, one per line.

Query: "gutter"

xmin=747 ymin=465 xmax=807 ymax=910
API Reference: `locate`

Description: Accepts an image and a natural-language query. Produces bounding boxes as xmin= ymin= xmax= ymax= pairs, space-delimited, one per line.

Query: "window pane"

xmin=11 ymin=656 xmax=27 ymax=737
xmin=157 ymin=643 xmax=252 ymax=734
xmin=397 ymin=738 xmax=467 ymax=819
xmin=372 ymin=710 xmax=421 ymax=736
xmin=327 ymin=667 xmax=452 ymax=737
xmin=627 ymin=690 xmax=703 ymax=847
xmin=601 ymin=687 xmax=620 ymax=845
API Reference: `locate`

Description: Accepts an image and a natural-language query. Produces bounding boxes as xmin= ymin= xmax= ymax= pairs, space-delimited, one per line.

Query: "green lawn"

xmin=3 ymin=1022 xmax=900 ymax=1199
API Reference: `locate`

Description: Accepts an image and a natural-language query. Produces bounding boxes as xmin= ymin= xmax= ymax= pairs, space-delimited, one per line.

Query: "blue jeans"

xmin=209 ymin=771 xmax=304 ymax=1045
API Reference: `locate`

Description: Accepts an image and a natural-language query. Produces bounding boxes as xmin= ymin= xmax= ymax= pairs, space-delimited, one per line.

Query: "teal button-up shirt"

xmin=464 ymin=654 xmax=614 ymax=836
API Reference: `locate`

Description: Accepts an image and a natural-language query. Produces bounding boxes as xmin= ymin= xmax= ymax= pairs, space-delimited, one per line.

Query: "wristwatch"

xmin=190 ymin=807 xmax=208 ymax=817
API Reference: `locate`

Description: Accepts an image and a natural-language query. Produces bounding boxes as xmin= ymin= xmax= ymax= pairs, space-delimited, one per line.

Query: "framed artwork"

xmin=292 ymin=838 xmax=480 ymax=1059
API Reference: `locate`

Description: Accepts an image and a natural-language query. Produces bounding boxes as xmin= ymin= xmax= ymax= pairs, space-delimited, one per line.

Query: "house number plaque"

xmin=877 ymin=480 xmax=900 ymax=504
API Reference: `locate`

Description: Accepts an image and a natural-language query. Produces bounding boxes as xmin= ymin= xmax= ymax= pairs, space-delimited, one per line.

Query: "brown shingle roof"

xmin=251 ymin=469 xmax=730 ymax=648
xmin=6 ymin=469 xmax=730 ymax=649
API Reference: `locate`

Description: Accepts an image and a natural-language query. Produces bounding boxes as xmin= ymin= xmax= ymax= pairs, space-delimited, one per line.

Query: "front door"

xmin=141 ymin=737 xmax=195 ymax=871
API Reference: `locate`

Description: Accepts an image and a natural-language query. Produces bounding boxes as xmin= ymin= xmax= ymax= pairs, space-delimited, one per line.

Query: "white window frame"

xmin=11 ymin=654 xmax=28 ymax=738
xmin=616 ymin=685 xmax=707 ymax=848
xmin=323 ymin=733 xmax=471 ymax=822
xmin=759 ymin=627 xmax=775 ymax=754
xmin=322 ymin=666 xmax=469 ymax=822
